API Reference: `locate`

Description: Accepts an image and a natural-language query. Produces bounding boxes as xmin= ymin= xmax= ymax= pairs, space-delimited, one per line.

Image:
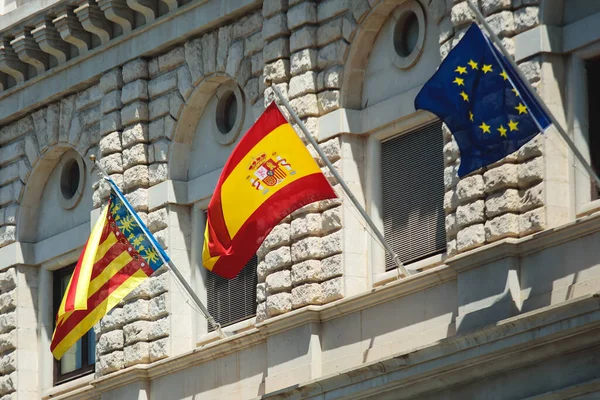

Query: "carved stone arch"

xmin=340 ymin=0 xmax=405 ymax=109
xmin=169 ymin=73 xmax=246 ymax=181
xmin=18 ymin=144 xmax=89 ymax=243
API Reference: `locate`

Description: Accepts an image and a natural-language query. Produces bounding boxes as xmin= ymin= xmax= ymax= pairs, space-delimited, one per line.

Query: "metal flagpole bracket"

xmin=88 ymin=155 xmax=226 ymax=339
xmin=265 ymin=79 xmax=411 ymax=278
xmin=466 ymin=0 xmax=600 ymax=190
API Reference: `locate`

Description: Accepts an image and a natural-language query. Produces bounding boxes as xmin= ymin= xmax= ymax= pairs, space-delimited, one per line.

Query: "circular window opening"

xmin=60 ymin=158 xmax=80 ymax=200
xmin=394 ymin=11 xmax=419 ymax=58
xmin=216 ymin=91 xmax=238 ymax=134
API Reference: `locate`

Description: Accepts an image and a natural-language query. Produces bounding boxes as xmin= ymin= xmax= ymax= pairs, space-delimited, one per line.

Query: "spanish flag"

xmin=202 ymin=102 xmax=337 ymax=279
xmin=51 ymin=180 xmax=168 ymax=360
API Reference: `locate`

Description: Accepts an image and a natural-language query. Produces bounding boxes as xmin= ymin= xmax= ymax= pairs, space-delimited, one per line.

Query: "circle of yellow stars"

xmin=452 ymin=60 xmax=528 ymax=137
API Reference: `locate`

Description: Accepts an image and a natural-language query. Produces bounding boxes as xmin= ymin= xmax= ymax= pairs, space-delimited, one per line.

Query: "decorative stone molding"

xmin=97 ymin=0 xmax=135 ymax=35
xmin=32 ymin=18 xmax=70 ymax=65
xmin=126 ymin=0 xmax=156 ymax=24
xmin=53 ymin=7 xmax=91 ymax=56
xmin=0 ymin=39 xmax=26 ymax=84
xmin=74 ymin=0 xmax=113 ymax=45
xmin=11 ymin=28 xmax=49 ymax=76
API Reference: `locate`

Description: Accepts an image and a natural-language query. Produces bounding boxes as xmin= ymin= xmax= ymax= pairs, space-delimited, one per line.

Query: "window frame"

xmin=52 ymin=264 xmax=96 ymax=385
xmin=367 ymin=111 xmax=447 ymax=284
xmin=569 ymin=40 xmax=600 ymax=217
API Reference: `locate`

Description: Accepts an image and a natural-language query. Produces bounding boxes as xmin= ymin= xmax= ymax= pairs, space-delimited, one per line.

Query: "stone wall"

xmin=440 ymin=0 xmax=545 ymax=256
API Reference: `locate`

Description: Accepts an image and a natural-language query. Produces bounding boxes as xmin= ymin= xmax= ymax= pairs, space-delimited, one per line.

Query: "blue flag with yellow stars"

xmin=415 ymin=23 xmax=551 ymax=177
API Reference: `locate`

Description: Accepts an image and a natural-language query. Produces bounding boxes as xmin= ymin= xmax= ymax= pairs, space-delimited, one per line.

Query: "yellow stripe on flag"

xmin=94 ymin=230 xmax=119 ymax=264
xmin=51 ymin=269 xmax=150 ymax=360
xmin=87 ymin=247 xmax=133 ymax=298
xmin=58 ymin=206 xmax=109 ymax=317
xmin=220 ymin=123 xmax=322 ymax=237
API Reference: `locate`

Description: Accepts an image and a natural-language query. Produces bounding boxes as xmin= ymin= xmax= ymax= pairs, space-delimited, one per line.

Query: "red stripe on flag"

xmin=50 ymin=257 xmax=149 ymax=351
xmin=210 ymin=173 xmax=335 ymax=278
xmin=206 ymin=103 xmax=289 ymax=256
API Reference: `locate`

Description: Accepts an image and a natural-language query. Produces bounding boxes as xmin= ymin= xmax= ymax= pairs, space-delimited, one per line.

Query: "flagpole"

xmin=466 ymin=0 xmax=600 ymax=189
xmin=88 ymin=155 xmax=225 ymax=338
xmin=265 ymin=81 xmax=411 ymax=277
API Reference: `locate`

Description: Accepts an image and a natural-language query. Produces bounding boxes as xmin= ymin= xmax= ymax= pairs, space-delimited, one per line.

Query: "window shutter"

xmin=206 ymin=255 xmax=258 ymax=330
xmin=381 ymin=121 xmax=446 ymax=270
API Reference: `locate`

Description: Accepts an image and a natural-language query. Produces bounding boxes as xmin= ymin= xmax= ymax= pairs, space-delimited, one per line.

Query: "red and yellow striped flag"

xmin=51 ymin=185 xmax=168 ymax=360
xmin=202 ymin=102 xmax=337 ymax=279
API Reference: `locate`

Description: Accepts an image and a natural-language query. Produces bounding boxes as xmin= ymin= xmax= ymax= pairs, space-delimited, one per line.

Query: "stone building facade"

xmin=0 ymin=0 xmax=600 ymax=398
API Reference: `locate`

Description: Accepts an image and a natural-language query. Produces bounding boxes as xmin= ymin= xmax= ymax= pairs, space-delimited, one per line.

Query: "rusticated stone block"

xmin=260 ymin=223 xmax=291 ymax=255
xmin=148 ymin=71 xmax=177 ymax=99
xmin=456 ymin=224 xmax=485 ymax=252
xmin=0 ymin=268 xmax=16 ymax=293
xmin=101 ymin=306 xmax=125 ymax=332
xmin=291 ymin=48 xmax=317 ymax=75
xmin=291 ymin=212 xmax=323 ymax=239
xmin=444 ymin=164 xmax=460 ymax=189
xmin=124 ymin=341 xmax=150 ymax=367
xmin=445 ymin=212 xmax=458 ymax=238
xmin=317 ymin=41 xmax=348 ymax=69
xmin=291 ymin=283 xmax=322 ymax=308
xmin=520 ymin=182 xmax=543 ymax=212
xmin=158 ymin=46 xmax=185 ymax=73
xmin=263 ymin=13 xmax=289 ymax=41
xmin=322 ymin=276 xmax=343 ymax=303
xmin=520 ymin=207 xmax=545 ymax=236
xmin=266 ymin=270 xmax=292 ymax=294
xmin=0 ymin=312 xmax=16 ymax=334
xmin=97 ymin=329 xmax=124 ymax=354
xmin=289 ymin=94 xmax=319 ymax=118
xmin=290 ymin=26 xmax=317 ymax=53
xmin=101 ymin=68 xmax=124 ymax=94
xmin=122 ymin=123 xmax=149 ymax=148
xmin=484 ymin=163 xmax=518 ymax=193
xmin=485 ymin=188 xmax=521 ymax=218
xmin=264 ymin=59 xmax=290 ymax=83
xmin=0 ymin=291 xmax=15 ymax=314
xmin=121 ymin=101 xmax=149 ymax=125
xmin=266 ymin=292 xmax=292 ymax=316
xmin=518 ymin=156 xmax=543 ymax=188
xmin=0 ymin=349 xmax=15 ymax=375
xmin=456 ymin=175 xmax=485 ymax=203
xmin=257 ymin=246 xmax=292 ymax=281
xmin=257 ymin=282 xmax=266 ymax=302
xmin=123 ymin=59 xmax=149 ymax=83
xmin=99 ymin=351 xmax=124 ymax=374
xmin=122 ymin=143 xmax=148 ymax=169
xmin=289 ymin=71 xmax=317 ymax=98
xmin=0 ymin=330 xmax=16 ymax=354
xmin=485 ymin=213 xmax=520 ymax=242
xmin=456 ymin=200 xmax=485 ymax=228
xmin=444 ymin=189 xmax=459 ymax=213
xmin=318 ymin=90 xmax=340 ymax=113
xmin=123 ymin=165 xmax=149 ymax=190
xmin=287 ymin=2 xmax=316 ymax=30
xmin=149 ymin=337 xmax=169 ymax=362
xmin=256 ymin=301 xmax=267 ymax=322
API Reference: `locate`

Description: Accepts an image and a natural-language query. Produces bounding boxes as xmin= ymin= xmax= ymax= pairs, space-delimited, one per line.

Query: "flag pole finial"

xmin=264 ymin=77 xmax=273 ymax=87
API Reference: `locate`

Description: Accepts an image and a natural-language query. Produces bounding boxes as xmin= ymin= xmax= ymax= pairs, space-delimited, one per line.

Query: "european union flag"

xmin=415 ymin=24 xmax=551 ymax=177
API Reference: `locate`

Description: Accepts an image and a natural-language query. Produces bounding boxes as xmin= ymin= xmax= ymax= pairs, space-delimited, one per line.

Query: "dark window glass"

xmin=586 ymin=58 xmax=600 ymax=199
xmin=381 ymin=121 xmax=446 ymax=270
xmin=53 ymin=265 xmax=95 ymax=384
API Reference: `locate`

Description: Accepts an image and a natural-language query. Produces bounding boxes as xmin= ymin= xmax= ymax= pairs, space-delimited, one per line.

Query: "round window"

xmin=394 ymin=11 xmax=419 ymax=58
xmin=216 ymin=90 xmax=238 ymax=135
xmin=390 ymin=0 xmax=426 ymax=70
xmin=213 ymin=82 xmax=246 ymax=146
xmin=58 ymin=152 xmax=85 ymax=209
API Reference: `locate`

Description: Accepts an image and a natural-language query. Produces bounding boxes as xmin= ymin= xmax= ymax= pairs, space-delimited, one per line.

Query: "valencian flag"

xmin=51 ymin=179 xmax=168 ymax=359
xmin=415 ymin=23 xmax=551 ymax=177
xmin=203 ymin=102 xmax=337 ymax=279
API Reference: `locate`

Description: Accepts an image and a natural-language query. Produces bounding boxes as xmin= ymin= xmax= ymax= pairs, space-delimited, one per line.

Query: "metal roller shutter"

xmin=381 ymin=120 xmax=446 ymax=270
xmin=206 ymin=254 xmax=258 ymax=330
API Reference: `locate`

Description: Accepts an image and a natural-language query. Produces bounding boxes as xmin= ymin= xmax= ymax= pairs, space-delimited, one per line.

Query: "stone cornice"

xmin=0 ymin=0 xmax=261 ymax=124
